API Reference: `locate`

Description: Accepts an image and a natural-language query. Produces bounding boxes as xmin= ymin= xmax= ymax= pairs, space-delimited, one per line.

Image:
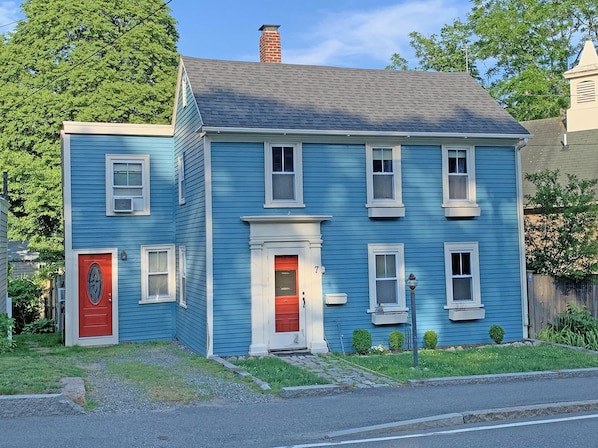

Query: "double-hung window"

xmin=178 ymin=154 xmax=186 ymax=205
xmin=366 ymin=145 xmax=404 ymax=217
xmin=264 ymin=143 xmax=304 ymax=207
xmin=179 ymin=246 xmax=186 ymax=307
xmin=368 ymin=244 xmax=407 ymax=320
xmin=444 ymin=242 xmax=485 ymax=320
xmin=441 ymin=146 xmax=479 ymax=217
xmin=106 ymin=154 xmax=150 ymax=215
xmin=140 ymin=244 xmax=176 ymax=303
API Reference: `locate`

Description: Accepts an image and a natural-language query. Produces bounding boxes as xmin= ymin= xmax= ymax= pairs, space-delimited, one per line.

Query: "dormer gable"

xmin=564 ymin=40 xmax=598 ymax=132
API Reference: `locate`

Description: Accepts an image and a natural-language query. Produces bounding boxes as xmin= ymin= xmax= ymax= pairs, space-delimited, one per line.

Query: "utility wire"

xmin=1 ymin=0 xmax=174 ymax=116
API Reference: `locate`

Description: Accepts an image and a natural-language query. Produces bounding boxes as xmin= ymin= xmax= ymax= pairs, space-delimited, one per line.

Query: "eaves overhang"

xmin=199 ymin=126 xmax=530 ymax=141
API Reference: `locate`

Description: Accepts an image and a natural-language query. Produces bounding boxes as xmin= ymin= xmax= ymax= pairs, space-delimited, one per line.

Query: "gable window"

xmin=179 ymin=246 xmax=187 ymax=308
xmin=366 ymin=145 xmax=404 ymax=217
xmin=441 ymin=146 xmax=479 ymax=217
xmin=178 ymin=154 xmax=186 ymax=205
xmin=140 ymin=244 xmax=176 ymax=304
xmin=444 ymin=242 xmax=485 ymax=320
xmin=368 ymin=244 xmax=407 ymax=324
xmin=264 ymin=143 xmax=304 ymax=208
xmin=105 ymin=154 xmax=150 ymax=216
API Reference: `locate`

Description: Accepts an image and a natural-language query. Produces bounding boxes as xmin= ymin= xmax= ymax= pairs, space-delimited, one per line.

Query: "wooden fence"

xmin=527 ymin=273 xmax=598 ymax=337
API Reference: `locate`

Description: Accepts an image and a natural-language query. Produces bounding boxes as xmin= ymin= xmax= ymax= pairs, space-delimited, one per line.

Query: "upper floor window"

xmin=140 ymin=244 xmax=176 ymax=304
xmin=264 ymin=143 xmax=304 ymax=208
xmin=365 ymin=145 xmax=404 ymax=217
xmin=105 ymin=154 xmax=150 ymax=216
xmin=444 ymin=242 xmax=485 ymax=320
xmin=441 ymin=146 xmax=479 ymax=218
xmin=178 ymin=154 xmax=186 ymax=205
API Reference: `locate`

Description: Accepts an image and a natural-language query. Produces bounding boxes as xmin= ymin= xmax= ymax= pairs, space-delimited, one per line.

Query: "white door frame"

xmin=242 ymin=215 xmax=330 ymax=355
xmin=65 ymin=248 xmax=119 ymax=347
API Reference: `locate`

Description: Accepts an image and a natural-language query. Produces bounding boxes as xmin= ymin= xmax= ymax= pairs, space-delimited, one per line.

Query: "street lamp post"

xmin=408 ymin=273 xmax=418 ymax=367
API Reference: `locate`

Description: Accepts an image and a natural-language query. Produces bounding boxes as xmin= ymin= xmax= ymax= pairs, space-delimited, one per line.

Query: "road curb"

xmin=326 ymin=399 xmax=598 ymax=439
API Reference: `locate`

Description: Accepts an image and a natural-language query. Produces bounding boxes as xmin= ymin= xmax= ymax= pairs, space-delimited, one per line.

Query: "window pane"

xmin=275 ymin=269 xmax=297 ymax=296
xmin=461 ymin=253 xmax=471 ymax=275
xmin=449 ymin=175 xmax=468 ymax=199
xmin=376 ymin=279 xmax=397 ymax=304
xmin=373 ymin=148 xmax=393 ymax=173
xmin=453 ymin=277 xmax=472 ymax=301
xmin=374 ymin=175 xmax=394 ymax=199
xmin=149 ymin=251 xmax=168 ymax=273
xmin=448 ymin=150 xmax=467 ymax=174
xmin=149 ymin=273 xmax=168 ymax=297
xmin=376 ymin=254 xmax=396 ymax=278
xmin=272 ymin=147 xmax=283 ymax=172
xmin=283 ymin=147 xmax=294 ymax=172
xmin=272 ymin=173 xmax=295 ymax=200
xmin=451 ymin=253 xmax=461 ymax=275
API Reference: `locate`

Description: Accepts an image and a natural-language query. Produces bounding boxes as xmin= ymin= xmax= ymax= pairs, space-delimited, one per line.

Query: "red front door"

xmin=78 ymin=253 xmax=112 ymax=338
xmin=274 ymin=255 xmax=299 ymax=333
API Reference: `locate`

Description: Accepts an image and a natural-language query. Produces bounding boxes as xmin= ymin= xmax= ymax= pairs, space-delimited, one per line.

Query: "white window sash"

xmin=368 ymin=243 xmax=406 ymax=312
xmin=264 ymin=142 xmax=304 ymax=208
xmin=444 ymin=242 xmax=481 ymax=309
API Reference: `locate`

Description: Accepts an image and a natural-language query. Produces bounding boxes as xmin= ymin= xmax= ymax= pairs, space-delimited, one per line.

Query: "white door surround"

xmin=241 ymin=215 xmax=331 ymax=356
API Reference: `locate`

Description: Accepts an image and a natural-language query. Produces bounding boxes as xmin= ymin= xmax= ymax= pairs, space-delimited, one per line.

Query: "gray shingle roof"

xmin=521 ymin=117 xmax=598 ymax=198
xmin=181 ymin=56 xmax=529 ymax=137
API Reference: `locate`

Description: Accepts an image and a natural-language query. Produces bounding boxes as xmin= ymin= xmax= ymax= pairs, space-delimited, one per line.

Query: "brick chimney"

xmin=259 ymin=25 xmax=281 ymax=63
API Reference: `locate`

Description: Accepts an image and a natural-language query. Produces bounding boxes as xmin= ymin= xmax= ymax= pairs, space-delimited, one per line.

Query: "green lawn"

xmin=335 ymin=344 xmax=598 ymax=382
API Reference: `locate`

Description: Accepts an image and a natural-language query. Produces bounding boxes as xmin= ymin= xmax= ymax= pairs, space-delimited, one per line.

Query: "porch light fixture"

xmin=408 ymin=273 xmax=418 ymax=367
xmin=120 ymin=250 xmax=127 ymax=261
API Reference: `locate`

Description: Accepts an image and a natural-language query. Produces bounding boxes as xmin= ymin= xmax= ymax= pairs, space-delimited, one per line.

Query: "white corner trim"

xmin=62 ymin=121 xmax=173 ymax=136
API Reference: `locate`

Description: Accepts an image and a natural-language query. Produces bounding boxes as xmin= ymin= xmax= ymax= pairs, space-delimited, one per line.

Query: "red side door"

xmin=78 ymin=253 xmax=112 ymax=338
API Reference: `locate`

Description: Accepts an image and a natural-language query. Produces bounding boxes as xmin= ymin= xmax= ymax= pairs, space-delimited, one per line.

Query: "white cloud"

xmin=284 ymin=0 xmax=469 ymax=67
xmin=0 ymin=1 xmax=20 ymax=34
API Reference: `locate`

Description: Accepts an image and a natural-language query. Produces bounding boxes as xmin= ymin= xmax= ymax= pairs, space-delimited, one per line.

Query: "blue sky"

xmin=0 ymin=0 xmax=469 ymax=69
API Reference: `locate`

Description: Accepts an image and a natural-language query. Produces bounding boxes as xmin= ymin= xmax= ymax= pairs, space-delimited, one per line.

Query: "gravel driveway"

xmin=76 ymin=341 xmax=278 ymax=415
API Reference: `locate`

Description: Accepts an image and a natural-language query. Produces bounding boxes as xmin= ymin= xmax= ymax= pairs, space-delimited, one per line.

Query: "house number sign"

xmin=87 ymin=263 xmax=103 ymax=305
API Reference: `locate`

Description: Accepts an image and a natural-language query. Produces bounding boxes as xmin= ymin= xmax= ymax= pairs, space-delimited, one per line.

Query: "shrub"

xmin=0 ymin=313 xmax=16 ymax=353
xmin=22 ymin=318 xmax=56 ymax=335
xmin=538 ymin=302 xmax=598 ymax=350
xmin=423 ymin=330 xmax=438 ymax=349
xmin=352 ymin=329 xmax=372 ymax=355
xmin=8 ymin=277 xmax=43 ymax=334
xmin=389 ymin=330 xmax=405 ymax=351
xmin=489 ymin=325 xmax=505 ymax=344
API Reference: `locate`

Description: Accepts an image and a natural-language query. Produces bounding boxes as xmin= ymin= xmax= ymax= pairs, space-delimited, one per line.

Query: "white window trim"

xmin=140 ymin=244 xmax=176 ymax=304
xmin=443 ymin=242 xmax=483 ymax=310
xmin=365 ymin=144 xmax=405 ymax=218
xmin=441 ymin=145 xmax=480 ymax=217
xmin=264 ymin=142 xmax=304 ymax=208
xmin=179 ymin=246 xmax=187 ymax=308
xmin=367 ymin=243 xmax=407 ymax=313
xmin=178 ymin=154 xmax=186 ymax=205
xmin=105 ymin=154 xmax=150 ymax=216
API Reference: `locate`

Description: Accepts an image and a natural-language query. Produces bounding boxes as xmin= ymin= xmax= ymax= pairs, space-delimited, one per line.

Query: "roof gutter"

xmin=199 ymin=126 xmax=530 ymax=140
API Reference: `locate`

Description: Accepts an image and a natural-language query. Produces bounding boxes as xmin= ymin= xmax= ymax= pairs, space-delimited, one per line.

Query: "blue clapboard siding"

xmin=69 ymin=133 xmax=176 ymax=342
xmin=173 ymin=75 xmax=209 ymax=356
xmin=209 ymin=140 xmax=523 ymax=355
xmin=210 ymin=142 xmax=264 ymax=355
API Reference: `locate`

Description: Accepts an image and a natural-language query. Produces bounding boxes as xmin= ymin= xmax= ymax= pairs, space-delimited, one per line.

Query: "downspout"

xmin=515 ymin=138 xmax=529 ymax=338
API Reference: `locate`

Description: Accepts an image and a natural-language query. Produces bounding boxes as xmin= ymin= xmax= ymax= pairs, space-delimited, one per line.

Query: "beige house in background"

xmin=521 ymin=40 xmax=598 ymax=197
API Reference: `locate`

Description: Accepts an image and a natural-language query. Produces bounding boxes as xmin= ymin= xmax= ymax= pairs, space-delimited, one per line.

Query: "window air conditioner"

xmin=113 ymin=197 xmax=134 ymax=213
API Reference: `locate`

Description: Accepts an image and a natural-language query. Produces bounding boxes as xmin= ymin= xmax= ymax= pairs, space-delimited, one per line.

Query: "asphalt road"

xmin=2 ymin=375 xmax=598 ymax=448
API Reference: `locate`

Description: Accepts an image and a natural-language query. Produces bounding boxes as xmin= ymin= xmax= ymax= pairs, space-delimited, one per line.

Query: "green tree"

xmin=0 ymin=0 xmax=179 ymax=253
xmin=525 ymin=170 xmax=598 ymax=281
xmin=388 ymin=0 xmax=598 ymax=121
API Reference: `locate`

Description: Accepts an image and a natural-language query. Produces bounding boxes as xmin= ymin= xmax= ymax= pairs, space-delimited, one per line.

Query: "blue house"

xmin=62 ymin=26 xmax=531 ymax=356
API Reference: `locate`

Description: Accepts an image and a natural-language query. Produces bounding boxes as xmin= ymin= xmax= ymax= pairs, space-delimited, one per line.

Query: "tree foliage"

xmin=524 ymin=170 xmax=598 ymax=281
xmin=0 ymin=0 xmax=179 ymax=253
xmin=388 ymin=0 xmax=598 ymax=121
